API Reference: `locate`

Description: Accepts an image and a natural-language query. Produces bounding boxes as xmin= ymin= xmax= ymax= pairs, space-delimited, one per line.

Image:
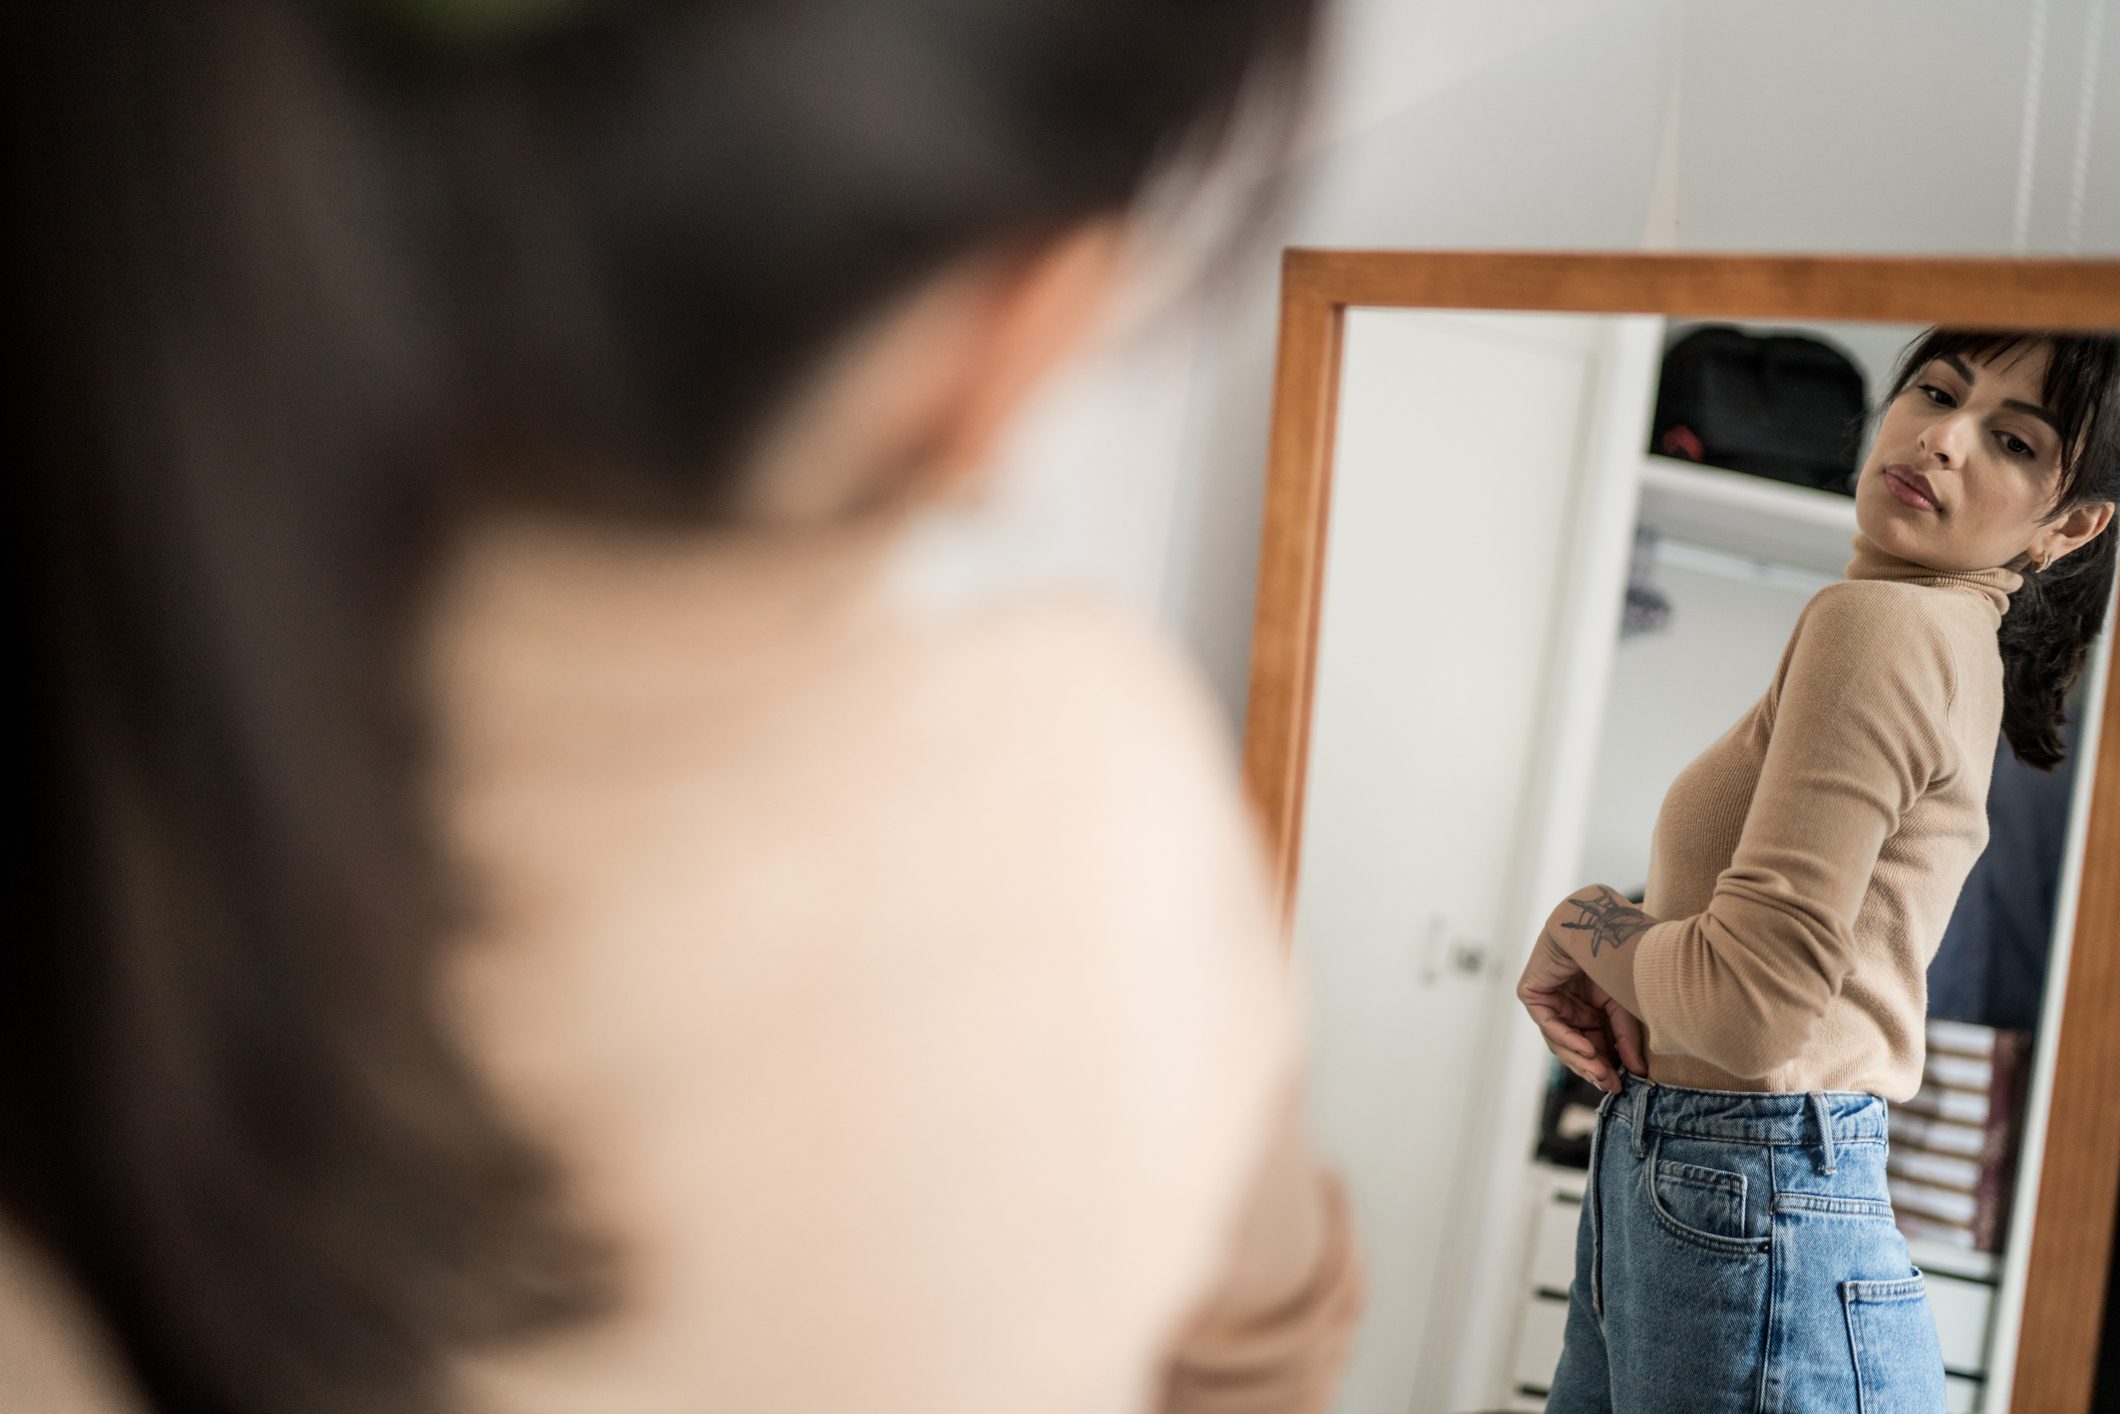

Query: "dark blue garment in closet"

xmin=1926 ymin=715 xmax=2081 ymax=1032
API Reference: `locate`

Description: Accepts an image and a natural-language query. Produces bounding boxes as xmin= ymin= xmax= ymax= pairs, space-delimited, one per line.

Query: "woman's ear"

xmin=738 ymin=219 xmax=1133 ymax=524
xmin=2034 ymin=500 xmax=2118 ymax=568
xmin=907 ymin=219 xmax=1133 ymax=498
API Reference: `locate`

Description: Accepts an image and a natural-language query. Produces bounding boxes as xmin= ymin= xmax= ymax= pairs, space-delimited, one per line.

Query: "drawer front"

xmin=1511 ymin=1292 xmax=1571 ymax=1393
xmin=1925 ymin=1271 xmax=1995 ymax=1374
xmin=1529 ymin=1194 xmax=1583 ymax=1295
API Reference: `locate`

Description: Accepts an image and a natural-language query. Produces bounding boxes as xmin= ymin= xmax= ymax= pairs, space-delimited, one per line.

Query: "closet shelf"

xmin=1906 ymin=1236 xmax=2002 ymax=1284
xmin=1637 ymin=455 xmax=1859 ymax=579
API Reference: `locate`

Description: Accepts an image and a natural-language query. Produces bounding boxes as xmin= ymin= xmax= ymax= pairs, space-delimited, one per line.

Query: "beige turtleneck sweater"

xmin=1632 ymin=536 xmax=2022 ymax=1100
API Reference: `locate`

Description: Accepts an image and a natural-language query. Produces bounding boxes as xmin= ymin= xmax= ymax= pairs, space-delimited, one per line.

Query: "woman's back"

xmin=428 ymin=520 xmax=1328 ymax=1411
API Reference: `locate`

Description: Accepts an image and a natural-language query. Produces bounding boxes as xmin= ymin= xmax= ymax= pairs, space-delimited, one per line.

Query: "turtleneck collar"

xmin=1844 ymin=534 xmax=2021 ymax=622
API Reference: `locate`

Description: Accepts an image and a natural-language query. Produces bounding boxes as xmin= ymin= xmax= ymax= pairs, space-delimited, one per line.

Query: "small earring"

xmin=2031 ymin=551 xmax=2052 ymax=573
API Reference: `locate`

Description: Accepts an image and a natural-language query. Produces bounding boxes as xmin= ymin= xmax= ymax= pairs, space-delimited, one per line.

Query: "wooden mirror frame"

xmin=1242 ymin=250 xmax=2120 ymax=1411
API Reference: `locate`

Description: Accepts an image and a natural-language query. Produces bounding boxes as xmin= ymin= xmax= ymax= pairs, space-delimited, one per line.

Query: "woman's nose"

xmin=1919 ymin=412 xmax=1973 ymax=466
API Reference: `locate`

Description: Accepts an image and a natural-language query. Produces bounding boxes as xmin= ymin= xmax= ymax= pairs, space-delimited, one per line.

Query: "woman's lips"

xmin=1883 ymin=466 xmax=1941 ymax=512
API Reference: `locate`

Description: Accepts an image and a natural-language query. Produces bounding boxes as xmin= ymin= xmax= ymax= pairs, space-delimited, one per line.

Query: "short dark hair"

xmin=2 ymin=2 xmax=1322 ymax=1410
xmin=1886 ymin=328 xmax=2120 ymax=769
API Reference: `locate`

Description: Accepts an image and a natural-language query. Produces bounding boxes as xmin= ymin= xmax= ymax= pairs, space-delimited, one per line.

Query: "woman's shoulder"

xmin=914 ymin=591 xmax=1225 ymax=723
xmin=1795 ymin=579 xmax=1975 ymax=676
xmin=879 ymin=591 xmax=1278 ymax=943
xmin=1804 ymin=575 xmax=1959 ymax=624
xmin=1803 ymin=575 xmax=2005 ymax=639
xmin=1784 ymin=579 xmax=2001 ymax=732
xmin=908 ymin=593 xmax=1242 ymax=801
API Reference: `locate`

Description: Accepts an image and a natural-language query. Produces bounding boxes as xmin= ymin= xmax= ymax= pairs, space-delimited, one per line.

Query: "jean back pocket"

xmin=1843 ymin=1274 xmax=1947 ymax=1413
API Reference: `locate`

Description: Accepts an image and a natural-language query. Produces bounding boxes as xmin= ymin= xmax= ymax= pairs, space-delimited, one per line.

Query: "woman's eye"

xmin=1916 ymin=382 xmax=1956 ymax=408
xmin=1999 ymin=431 xmax=2036 ymax=459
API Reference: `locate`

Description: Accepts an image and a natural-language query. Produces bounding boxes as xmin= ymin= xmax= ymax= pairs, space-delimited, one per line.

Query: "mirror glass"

xmin=1293 ymin=307 xmax=2111 ymax=1414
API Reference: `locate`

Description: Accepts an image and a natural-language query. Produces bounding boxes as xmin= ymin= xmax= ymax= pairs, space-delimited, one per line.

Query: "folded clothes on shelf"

xmin=1890 ymin=1019 xmax=2032 ymax=1252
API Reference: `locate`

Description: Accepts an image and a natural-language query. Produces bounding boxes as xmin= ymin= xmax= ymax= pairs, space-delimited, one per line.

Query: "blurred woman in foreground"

xmin=4 ymin=1 xmax=1359 ymax=1410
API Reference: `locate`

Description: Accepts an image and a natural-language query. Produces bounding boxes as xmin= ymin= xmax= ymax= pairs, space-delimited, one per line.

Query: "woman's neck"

xmin=1845 ymin=534 xmax=2022 ymax=620
xmin=427 ymin=511 xmax=911 ymax=724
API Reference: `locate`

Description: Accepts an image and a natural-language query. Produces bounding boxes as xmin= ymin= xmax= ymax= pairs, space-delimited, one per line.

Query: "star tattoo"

xmin=1559 ymin=889 xmax=1656 ymax=958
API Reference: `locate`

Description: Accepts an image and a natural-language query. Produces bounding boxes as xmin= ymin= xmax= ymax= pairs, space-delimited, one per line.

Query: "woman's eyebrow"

xmin=1940 ymin=352 xmax=2061 ymax=435
xmin=2003 ymin=398 xmax=2063 ymax=436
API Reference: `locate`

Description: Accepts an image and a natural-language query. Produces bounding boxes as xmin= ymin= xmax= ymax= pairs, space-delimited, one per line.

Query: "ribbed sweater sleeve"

xmin=1630 ymin=582 xmax=1961 ymax=1079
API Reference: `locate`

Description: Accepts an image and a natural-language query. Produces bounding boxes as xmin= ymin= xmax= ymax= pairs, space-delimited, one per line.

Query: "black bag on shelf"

xmin=1650 ymin=325 xmax=1867 ymax=494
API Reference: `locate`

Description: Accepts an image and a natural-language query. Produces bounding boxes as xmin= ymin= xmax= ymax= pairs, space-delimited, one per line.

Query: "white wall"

xmin=1576 ymin=550 xmax=1826 ymax=893
xmin=907 ymin=0 xmax=2120 ymax=721
xmin=1672 ymin=0 xmax=2118 ymax=257
xmin=1167 ymin=0 xmax=1685 ymax=709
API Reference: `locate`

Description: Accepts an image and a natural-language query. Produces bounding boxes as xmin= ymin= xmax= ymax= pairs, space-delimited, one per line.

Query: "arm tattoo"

xmin=1559 ymin=889 xmax=1657 ymax=958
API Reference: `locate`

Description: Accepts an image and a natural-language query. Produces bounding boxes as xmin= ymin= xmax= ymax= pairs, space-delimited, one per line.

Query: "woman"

xmin=3 ymin=2 xmax=1360 ymax=1412
xmin=1518 ymin=329 xmax=2120 ymax=1411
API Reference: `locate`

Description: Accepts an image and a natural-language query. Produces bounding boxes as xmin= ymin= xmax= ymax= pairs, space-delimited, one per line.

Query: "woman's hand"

xmin=1517 ymin=891 xmax=1649 ymax=1094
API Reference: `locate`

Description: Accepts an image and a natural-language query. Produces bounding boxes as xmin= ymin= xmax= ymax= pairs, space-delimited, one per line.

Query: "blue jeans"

xmin=1547 ymin=1074 xmax=1947 ymax=1413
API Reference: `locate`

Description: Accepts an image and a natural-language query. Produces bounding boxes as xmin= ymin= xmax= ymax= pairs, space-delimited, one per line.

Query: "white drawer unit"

xmin=1909 ymin=1237 xmax=2000 ymax=1407
xmin=1506 ymin=1170 xmax=1588 ymax=1405
xmin=1527 ymin=1186 xmax=1583 ymax=1295
xmin=1509 ymin=1290 xmax=1571 ymax=1397
xmin=1926 ymin=1269 xmax=1997 ymax=1374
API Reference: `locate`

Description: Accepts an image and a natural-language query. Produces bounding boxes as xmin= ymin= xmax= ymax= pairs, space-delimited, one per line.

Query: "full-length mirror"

xmin=1244 ymin=254 xmax=2120 ymax=1414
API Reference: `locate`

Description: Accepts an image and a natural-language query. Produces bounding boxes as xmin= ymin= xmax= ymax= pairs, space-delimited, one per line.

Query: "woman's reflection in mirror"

xmin=1515 ymin=329 xmax=2120 ymax=1411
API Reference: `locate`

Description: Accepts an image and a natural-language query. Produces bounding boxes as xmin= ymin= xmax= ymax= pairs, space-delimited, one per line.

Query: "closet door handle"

xmin=1419 ymin=918 xmax=1488 ymax=983
xmin=1447 ymin=938 xmax=1488 ymax=977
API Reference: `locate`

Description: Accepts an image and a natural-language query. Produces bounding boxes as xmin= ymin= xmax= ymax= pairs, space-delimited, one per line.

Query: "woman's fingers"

xmin=1522 ymin=996 xmax=1599 ymax=1060
xmin=1527 ymin=1000 xmax=1621 ymax=1093
xmin=1606 ymin=1001 xmax=1648 ymax=1077
xmin=1517 ymin=949 xmax=1630 ymax=1094
xmin=1542 ymin=1033 xmax=1619 ymax=1093
xmin=1541 ymin=991 xmax=1622 ymax=1056
xmin=1537 ymin=1018 xmax=1598 ymax=1061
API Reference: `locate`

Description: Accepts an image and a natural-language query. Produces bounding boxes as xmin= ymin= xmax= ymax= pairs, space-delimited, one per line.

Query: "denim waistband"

xmin=1610 ymin=1072 xmax=1890 ymax=1147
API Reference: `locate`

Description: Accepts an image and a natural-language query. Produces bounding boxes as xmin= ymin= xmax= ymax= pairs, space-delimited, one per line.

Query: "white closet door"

xmin=1292 ymin=311 xmax=1654 ymax=1413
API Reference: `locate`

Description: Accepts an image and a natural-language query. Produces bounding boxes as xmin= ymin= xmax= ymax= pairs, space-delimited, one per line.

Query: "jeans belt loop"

xmin=1810 ymin=1091 xmax=1839 ymax=1176
xmin=1630 ymin=1076 xmax=1651 ymax=1159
